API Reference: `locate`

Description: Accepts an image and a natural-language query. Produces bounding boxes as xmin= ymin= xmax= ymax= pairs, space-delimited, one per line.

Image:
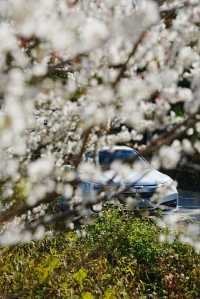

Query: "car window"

xmin=85 ymin=151 xmax=94 ymax=162
xmin=98 ymin=149 xmax=146 ymax=166
xmin=85 ymin=149 xmax=150 ymax=170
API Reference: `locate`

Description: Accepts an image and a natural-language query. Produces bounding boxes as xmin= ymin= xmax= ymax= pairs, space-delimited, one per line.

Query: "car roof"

xmin=100 ymin=146 xmax=137 ymax=152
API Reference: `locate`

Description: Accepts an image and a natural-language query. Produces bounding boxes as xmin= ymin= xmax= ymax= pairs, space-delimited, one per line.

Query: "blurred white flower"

xmin=28 ymin=158 xmax=54 ymax=181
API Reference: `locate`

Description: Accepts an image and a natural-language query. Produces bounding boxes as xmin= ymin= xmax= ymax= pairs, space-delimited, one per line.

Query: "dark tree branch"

xmin=74 ymin=126 xmax=93 ymax=168
xmin=140 ymin=112 xmax=199 ymax=157
xmin=112 ymin=31 xmax=147 ymax=88
xmin=0 ymin=191 xmax=58 ymax=224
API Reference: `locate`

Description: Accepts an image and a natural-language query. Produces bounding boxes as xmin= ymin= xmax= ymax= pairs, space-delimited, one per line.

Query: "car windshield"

xmin=98 ymin=149 xmax=149 ymax=168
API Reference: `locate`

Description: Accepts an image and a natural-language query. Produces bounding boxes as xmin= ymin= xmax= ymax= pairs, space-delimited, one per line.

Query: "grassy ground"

xmin=0 ymin=208 xmax=200 ymax=299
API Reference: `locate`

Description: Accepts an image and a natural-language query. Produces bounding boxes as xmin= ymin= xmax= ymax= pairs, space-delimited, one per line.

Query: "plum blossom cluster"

xmin=0 ymin=0 xmax=200 ymax=246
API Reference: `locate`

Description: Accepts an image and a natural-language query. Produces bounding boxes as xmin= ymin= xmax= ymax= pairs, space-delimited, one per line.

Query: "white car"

xmin=81 ymin=146 xmax=178 ymax=209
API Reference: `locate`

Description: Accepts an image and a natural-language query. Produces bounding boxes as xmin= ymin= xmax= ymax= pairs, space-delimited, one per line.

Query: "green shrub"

xmin=0 ymin=208 xmax=200 ymax=298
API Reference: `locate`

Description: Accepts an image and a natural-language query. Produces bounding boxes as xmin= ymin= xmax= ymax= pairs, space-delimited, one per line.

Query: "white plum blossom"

xmin=159 ymin=144 xmax=180 ymax=169
xmin=28 ymin=158 xmax=54 ymax=181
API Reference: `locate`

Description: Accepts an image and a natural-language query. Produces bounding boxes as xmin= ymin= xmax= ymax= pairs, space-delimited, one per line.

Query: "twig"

xmin=74 ymin=126 xmax=93 ymax=168
xmin=112 ymin=31 xmax=147 ymax=88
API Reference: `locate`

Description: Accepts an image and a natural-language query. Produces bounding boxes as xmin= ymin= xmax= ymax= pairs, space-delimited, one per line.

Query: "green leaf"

xmin=103 ymin=288 xmax=116 ymax=299
xmin=82 ymin=291 xmax=94 ymax=299
xmin=73 ymin=268 xmax=88 ymax=287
